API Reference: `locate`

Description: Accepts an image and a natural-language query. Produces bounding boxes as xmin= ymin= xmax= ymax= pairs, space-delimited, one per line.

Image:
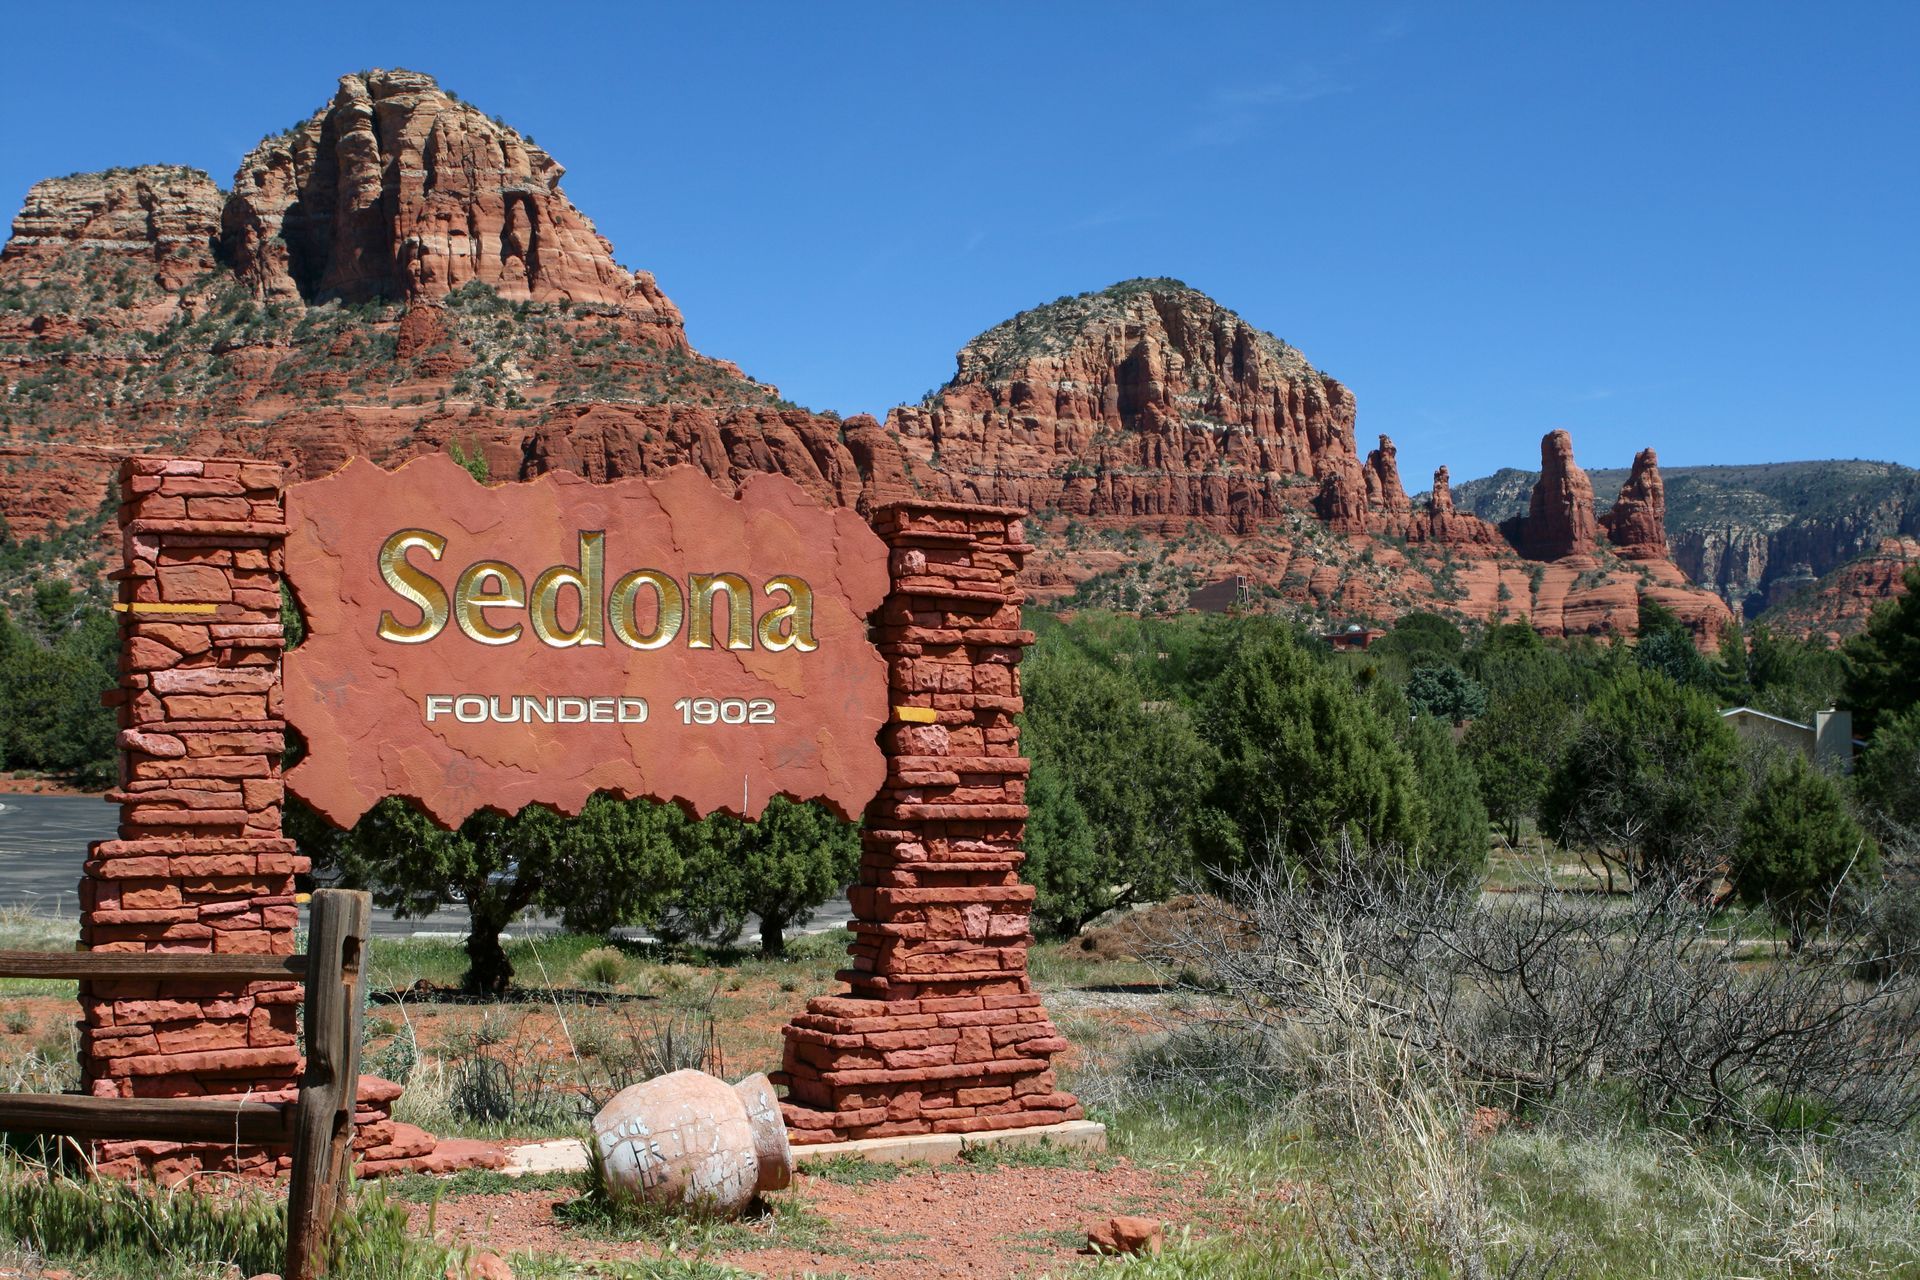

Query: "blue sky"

xmin=5 ymin=2 xmax=1915 ymax=486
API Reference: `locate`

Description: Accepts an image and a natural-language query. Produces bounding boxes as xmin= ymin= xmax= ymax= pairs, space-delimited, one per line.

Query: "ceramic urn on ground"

xmin=591 ymin=1069 xmax=793 ymax=1215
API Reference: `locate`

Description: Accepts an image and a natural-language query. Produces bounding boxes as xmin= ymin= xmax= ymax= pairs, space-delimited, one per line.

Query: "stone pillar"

xmin=83 ymin=458 xmax=300 ymax=1176
xmin=84 ymin=457 xmax=431 ymax=1180
xmin=775 ymin=500 xmax=1082 ymax=1143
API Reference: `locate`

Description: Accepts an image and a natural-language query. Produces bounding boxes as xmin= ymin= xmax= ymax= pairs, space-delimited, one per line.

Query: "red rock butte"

xmin=0 ymin=66 xmax=1728 ymax=643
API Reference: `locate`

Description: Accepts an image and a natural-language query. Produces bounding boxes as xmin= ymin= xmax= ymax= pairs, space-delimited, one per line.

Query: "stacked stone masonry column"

xmin=775 ymin=500 xmax=1083 ymax=1143
xmin=84 ymin=457 xmax=419 ymax=1179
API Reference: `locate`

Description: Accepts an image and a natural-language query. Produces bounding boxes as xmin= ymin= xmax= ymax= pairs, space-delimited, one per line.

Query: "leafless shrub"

xmin=1151 ymin=836 xmax=1920 ymax=1137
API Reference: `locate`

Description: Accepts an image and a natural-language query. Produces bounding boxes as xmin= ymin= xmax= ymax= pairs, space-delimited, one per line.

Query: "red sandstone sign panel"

xmin=282 ymin=455 xmax=890 ymax=828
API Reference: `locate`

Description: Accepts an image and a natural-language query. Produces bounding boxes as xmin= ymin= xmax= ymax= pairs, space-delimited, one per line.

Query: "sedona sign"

xmin=89 ymin=454 xmax=1085 ymax=1176
xmin=281 ymin=454 xmax=890 ymax=828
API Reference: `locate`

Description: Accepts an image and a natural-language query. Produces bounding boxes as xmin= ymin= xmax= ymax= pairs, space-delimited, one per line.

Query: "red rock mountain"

xmin=1760 ymin=536 xmax=1919 ymax=644
xmin=0 ymin=67 xmax=1729 ymax=643
xmin=222 ymin=69 xmax=641 ymax=309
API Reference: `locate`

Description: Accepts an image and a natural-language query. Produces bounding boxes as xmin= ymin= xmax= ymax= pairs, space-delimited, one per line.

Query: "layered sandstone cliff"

xmin=223 ymin=70 xmax=648 ymax=311
xmin=1760 ymin=536 xmax=1920 ymax=642
xmin=884 ymin=279 xmax=1360 ymax=528
xmin=2 ymin=165 xmax=222 ymax=295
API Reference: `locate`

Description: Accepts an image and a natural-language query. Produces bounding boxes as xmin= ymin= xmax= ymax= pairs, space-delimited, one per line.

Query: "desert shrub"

xmin=1148 ymin=839 xmax=1920 ymax=1136
xmin=579 ymin=1004 xmax=726 ymax=1108
xmin=0 ymin=1153 xmax=453 ymax=1278
xmin=363 ymin=1016 xmax=419 ymax=1086
xmin=444 ymin=1050 xmax=578 ymax=1129
xmin=573 ymin=945 xmax=632 ymax=988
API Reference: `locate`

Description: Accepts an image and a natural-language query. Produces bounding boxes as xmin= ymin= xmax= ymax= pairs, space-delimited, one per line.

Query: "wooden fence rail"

xmin=0 ymin=888 xmax=371 ymax=1280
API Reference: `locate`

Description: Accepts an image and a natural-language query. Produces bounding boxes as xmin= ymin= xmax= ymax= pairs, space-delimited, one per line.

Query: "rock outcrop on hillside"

xmin=1 ymin=165 xmax=223 ymax=322
xmin=223 ymin=70 xmax=650 ymax=311
xmin=1455 ymin=459 xmax=1920 ymax=622
xmin=885 ymin=279 xmax=1362 ymax=529
xmin=0 ymin=67 xmax=1733 ymax=645
xmin=1602 ymin=447 xmax=1668 ymax=559
xmin=1505 ymin=430 xmax=1599 ymax=561
xmin=1364 ymin=436 xmax=1412 ymax=514
xmin=1760 ymin=536 xmax=1920 ymax=642
xmin=1411 ymin=465 xmax=1500 ymax=547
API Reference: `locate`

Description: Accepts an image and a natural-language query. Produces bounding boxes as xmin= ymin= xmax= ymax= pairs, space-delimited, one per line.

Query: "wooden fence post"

xmin=283 ymin=889 xmax=371 ymax=1280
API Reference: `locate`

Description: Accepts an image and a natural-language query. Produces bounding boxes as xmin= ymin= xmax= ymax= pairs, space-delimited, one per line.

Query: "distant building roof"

xmin=1720 ymin=706 xmax=1810 ymax=731
xmin=1720 ymin=706 xmax=1868 ymax=749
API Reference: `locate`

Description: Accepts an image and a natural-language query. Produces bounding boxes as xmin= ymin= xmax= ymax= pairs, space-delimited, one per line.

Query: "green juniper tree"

xmin=1733 ymin=751 xmax=1877 ymax=951
xmin=1405 ymin=664 xmax=1487 ymax=724
xmin=1020 ymin=759 xmax=1102 ymax=934
xmin=1634 ymin=596 xmax=1715 ymax=691
xmin=1200 ymin=632 xmax=1428 ymax=878
xmin=1018 ymin=634 xmax=1213 ymax=932
xmin=0 ymin=592 xmax=117 ymax=785
xmin=1403 ymin=714 xmax=1489 ymax=881
xmin=1843 ymin=563 xmax=1920 ymax=736
xmin=1541 ymin=665 xmax=1744 ymax=888
xmin=1856 ymin=703 xmax=1920 ymax=837
xmin=316 ymin=794 xmax=690 ymax=994
xmin=659 ymin=797 xmax=860 ymax=957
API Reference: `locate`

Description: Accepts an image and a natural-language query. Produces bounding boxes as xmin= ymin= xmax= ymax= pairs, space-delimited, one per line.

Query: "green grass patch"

xmin=507 ymin=1250 xmax=764 ymax=1279
xmin=554 ymin=1165 xmax=826 ymax=1256
xmin=0 ymin=1153 xmax=455 ymax=1279
xmin=383 ymin=1167 xmax=576 ymax=1203
xmin=797 ymin=1154 xmax=917 ymax=1184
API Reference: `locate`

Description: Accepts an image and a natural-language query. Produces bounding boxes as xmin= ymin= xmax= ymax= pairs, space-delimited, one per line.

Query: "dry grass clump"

xmin=1074 ymin=837 xmax=1920 ymax=1278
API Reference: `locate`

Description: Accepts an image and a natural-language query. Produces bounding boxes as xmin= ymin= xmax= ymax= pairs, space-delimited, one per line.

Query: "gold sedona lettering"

xmin=375 ymin=529 xmax=821 ymax=655
xmin=377 ymin=529 xmax=450 ymax=643
xmin=454 ymin=561 xmax=527 ymax=645
xmin=687 ymin=573 xmax=753 ymax=650
xmin=530 ymin=531 xmax=605 ymax=647
xmin=610 ymin=569 xmax=684 ymax=650
xmin=756 ymin=575 xmax=817 ymax=652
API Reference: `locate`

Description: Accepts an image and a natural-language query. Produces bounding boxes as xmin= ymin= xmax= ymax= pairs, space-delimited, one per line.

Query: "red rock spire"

xmin=1519 ymin=429 xmax=1598 ymax=560
xmin=1364 ymin=435 xmax=1412 ymax=512
xmin=1601 ymin=447 xmax=1669 ymax=560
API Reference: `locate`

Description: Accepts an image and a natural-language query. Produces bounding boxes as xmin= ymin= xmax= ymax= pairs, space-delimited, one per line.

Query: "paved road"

xmin=0 ymin=792 xmax=853 ymax=945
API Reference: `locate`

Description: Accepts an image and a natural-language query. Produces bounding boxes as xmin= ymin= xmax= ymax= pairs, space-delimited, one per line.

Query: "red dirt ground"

xmin=412 ymin=1161 xmax=1235 ymax=1279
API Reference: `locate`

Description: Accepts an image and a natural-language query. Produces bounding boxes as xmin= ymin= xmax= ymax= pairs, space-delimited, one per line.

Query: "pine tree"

xmin=1733 ymin=752 xmax=1877 ymax=951
xmin=1201 ymin=633 xmax=1427 ymax=876
xmin=1541 ymin=665 xmax=1744 ymax=885
xmin=1404 ymin=714 xmax=1489 ymax=881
